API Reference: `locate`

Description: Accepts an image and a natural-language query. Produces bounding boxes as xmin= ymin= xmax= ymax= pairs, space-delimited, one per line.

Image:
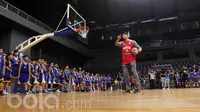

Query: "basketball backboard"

xmin=56 ymin=4 xmax=89 ymax=38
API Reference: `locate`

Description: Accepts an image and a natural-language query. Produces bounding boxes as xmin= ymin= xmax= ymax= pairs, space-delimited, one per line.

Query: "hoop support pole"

xmin=15 ymin=33 xmax=54 ymax=52
xmin=56 ymin=7 xmax=69 ymax=31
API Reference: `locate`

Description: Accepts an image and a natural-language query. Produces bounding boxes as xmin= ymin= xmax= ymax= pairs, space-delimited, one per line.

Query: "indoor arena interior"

xmin=0 ymin=0 xmax=200 ymax=112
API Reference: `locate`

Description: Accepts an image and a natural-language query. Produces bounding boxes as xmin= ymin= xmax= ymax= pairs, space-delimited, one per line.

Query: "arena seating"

xmin=94 ymin=61 xmax=200 ymax=81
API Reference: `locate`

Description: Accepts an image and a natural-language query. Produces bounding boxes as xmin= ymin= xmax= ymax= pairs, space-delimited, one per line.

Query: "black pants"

xmin=149 ymin=79 xmax=156 ymax=89
xmin=156 ymin=80 xmax=161 ymax=89
xmin=131 ymin=84 xmax=135 ymax=90
xmin=174 ymin=79 xmax=178 ymax=88
xmin=182 ymin=75 xmax=187 ymax=88
xmin=107 ymin=82 xmax=111 ymax=89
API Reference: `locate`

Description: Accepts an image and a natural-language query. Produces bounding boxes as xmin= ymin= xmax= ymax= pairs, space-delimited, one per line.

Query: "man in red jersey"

xmin=115 ymin=32 xmax=142 ymax=93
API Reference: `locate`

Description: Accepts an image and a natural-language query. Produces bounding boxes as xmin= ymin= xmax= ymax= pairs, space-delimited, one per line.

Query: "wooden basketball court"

xmin=0 ymin=89 xmax=200 ymax=112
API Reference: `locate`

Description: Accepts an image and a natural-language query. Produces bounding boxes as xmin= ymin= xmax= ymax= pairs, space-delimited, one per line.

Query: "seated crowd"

xmin=136 ymin=62 xmax=200 ymax=89
xmin=111 ymin=62 xmax=200 ymax=90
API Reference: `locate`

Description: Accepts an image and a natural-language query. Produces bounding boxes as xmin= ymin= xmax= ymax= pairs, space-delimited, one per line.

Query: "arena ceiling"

xmin=6 ymin=0 xmax=200 ymax=29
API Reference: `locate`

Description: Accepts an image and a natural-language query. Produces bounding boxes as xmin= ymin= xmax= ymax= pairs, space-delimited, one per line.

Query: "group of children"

xmin=175 ymin=69 xmax=200 ymax=88
xmin=70 ymin=70 xmax=111 ymax=92
xmin=0 ymin=47 xmax=112 ymax=95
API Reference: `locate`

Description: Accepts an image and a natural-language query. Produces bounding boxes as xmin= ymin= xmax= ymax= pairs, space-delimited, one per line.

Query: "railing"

xmin=0 ymin=0 xmax=54 ymax=32
xmin=141 ymin=38 xmax=200 ymax=48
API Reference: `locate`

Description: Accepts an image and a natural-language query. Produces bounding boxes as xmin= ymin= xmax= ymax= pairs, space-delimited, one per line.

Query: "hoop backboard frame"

xmin=56 ymin=4 xmax=89 ymax=38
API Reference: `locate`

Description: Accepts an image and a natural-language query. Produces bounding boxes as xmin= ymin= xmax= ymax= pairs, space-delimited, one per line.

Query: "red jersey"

xmin=130 ymin=78 xmax=135 ymax=84
xmin=121 ymin=40 xmax=136 ymax=64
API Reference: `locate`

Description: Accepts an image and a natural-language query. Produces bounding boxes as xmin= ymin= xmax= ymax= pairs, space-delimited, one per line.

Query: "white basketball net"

xmin=80 ymin=32 xmax=88 ymax=38
xmin=78 ymin=27 xmax=89 ymax=38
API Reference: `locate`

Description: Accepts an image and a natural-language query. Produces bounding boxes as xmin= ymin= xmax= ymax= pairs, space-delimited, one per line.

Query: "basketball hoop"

xmin=76 ymin=26 xmax=89 ymax=38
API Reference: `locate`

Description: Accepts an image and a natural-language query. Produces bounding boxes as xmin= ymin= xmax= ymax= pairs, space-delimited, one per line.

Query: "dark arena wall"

xmin=1 ymin=0 xmax=200 ymax=71
xmin=84 ymin=43 xmax=200 ymax=71
xmin=0 ymin=15 xmax=89 ymax=68
xmin=32 ymin=38 xmax=90 ymax=68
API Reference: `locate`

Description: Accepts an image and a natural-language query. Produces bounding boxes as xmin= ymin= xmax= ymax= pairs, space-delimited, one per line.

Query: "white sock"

xmin=6 ymin=86 xmax=11 ymax=93
xmin=50 ymin=84 xmax=53 ymax=91
xmin=32 ymin=85 xmax=36 ymax=92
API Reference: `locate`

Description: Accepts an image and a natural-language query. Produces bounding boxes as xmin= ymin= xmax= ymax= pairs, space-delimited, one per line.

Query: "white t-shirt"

xmin=19 ymin=53 xmax=24 ymax=62
xmin=149 ymin=73 xmax=155 ymax=80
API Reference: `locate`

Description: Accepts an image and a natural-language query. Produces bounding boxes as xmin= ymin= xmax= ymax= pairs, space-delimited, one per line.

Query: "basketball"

xmin=132 ymin=48 xmax=138 ymax=55
xmin=76 ymin=28 xmax=81 ymax=33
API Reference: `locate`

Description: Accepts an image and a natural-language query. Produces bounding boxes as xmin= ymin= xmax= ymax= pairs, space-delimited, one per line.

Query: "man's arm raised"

xmin=115 ymin=35 xmax=122 ymax=47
